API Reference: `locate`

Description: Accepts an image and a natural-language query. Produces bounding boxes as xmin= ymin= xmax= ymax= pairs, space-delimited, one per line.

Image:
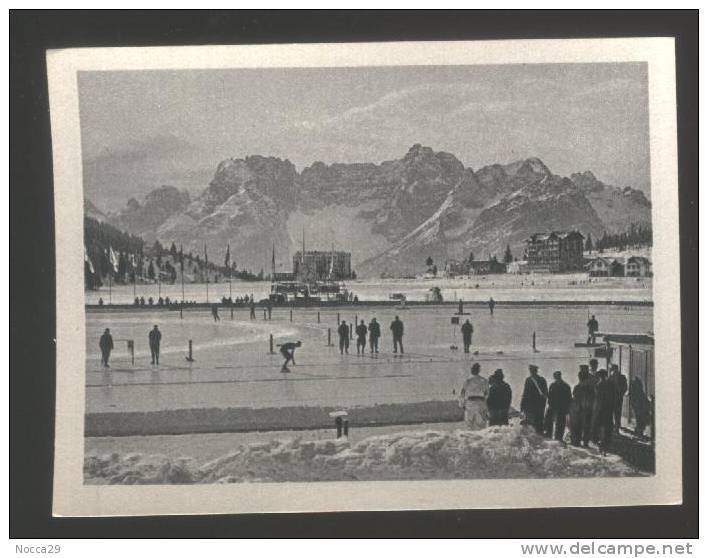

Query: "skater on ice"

xmin=279 ymin=340 xmax=302 ymax=371
xmin=390 ymin=315 xmax=404 ymax=354
xmin=337 ymin=320 xmax=350 ymax=355
xmin=149 ymin=324 xmax=162 ymax=365
xmin=460 ymin=319 xmax=474 ymax=353
xmin=99 ymin=328 xmax=113 ymax=368
xmin=368 ymin=317 xmax=380 ymax=353
xmin=355 ymin=319 xmax=367 ymax=355
xmin=586 ymin=314 xmax=599 ymax=344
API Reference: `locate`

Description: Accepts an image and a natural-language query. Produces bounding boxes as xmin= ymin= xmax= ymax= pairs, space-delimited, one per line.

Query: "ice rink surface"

xmin=86 ymin=304 xmax=653 ymax=415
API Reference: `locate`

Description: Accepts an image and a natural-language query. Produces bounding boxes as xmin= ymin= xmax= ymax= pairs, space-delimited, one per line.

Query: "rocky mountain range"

xmin=92 ymin=144 xmax=652 ymax=277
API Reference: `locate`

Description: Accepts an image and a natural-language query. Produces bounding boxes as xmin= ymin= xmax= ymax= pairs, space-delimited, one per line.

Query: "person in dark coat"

xmin=487 ymin=369 xmax=512 ymax=426
xmin=211 ymin=303 xmax=220 ymax=322
xmin=586 ymin=314 xmax=599 ymax=344
xmin=99 ymin=328 xmax=114 ymax=368
xmin=544 ymin=370 xmax=572 ymax=441
xmin=569 ymin=365 xmax=595 ymax=447
xmin=390 ymin=315 xmax=404 ymax=354
xmin=337 ymin=320 xmax=350 ymax=354
xmin=355 ymin=320 xmax=368 ymax=355
xmin=592 ymin=369 xmax=616 ymax=454
xmin=586 ymin=358 xmax=601 ymax=441
xmin=279 ymin=340 xmax=302 ymax=371
xmin=569 ymin=367 xmax=585 ymax=446
xmin=488 ymin=297 xmax=496 ymax=315
xmin=368 ymin=318 xmax=380 ymax=353
xmin=520 ymin=364 xmax=548 ymax=434
xmin=609 ymin=364 xmax=628 ymax=432
xmin=460 ymin=319 xmax=474 ymax=353
xmin=249 ymin=298 xmax=256 ymax=320
xmin=148 ymin=325 xmax=162 ymax=365
xmin=629 ymin=376 xmax=651 ymax=437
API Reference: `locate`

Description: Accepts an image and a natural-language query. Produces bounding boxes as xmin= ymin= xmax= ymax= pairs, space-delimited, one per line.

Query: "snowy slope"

xmin=85 ymin=426 xmax=640 ymax=484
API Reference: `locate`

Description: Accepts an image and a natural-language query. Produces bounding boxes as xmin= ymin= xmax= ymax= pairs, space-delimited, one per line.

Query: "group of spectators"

xmin=460 ymin=358 xmax=652 ymax=455
xmin=98 ymin=325 xmax=162 ymax=368
xmin=220 ymin=295 xmax=254 ymax=306
xmin=335 ymin=316 xmax=403 ymax=355
xmin=96 ymin=295 xmax=256 ymax=307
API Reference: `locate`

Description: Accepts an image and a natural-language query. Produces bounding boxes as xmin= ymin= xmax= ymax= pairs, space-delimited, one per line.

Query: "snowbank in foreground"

xmin=84 ymin=426 xmax=641 ymax=484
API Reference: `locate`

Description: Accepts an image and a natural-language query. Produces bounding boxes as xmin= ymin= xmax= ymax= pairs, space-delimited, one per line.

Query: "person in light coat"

xmin=459 ymin=362 xmax=489 ymax=430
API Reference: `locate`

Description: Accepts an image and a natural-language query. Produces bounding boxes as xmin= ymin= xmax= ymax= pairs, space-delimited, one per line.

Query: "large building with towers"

xmin=293 ymin=250 xmax=352 ymax=281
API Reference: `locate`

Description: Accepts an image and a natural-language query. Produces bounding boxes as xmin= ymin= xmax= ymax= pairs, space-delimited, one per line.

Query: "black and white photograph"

xmin=45 ymin=38 xmax=683 ymax=516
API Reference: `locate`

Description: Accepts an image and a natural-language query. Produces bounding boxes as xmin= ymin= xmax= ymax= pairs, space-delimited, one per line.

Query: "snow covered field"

xmin=84 ymin=425 xmax=641 ymax=484
xmin=84 ymin=274 xmax=653 ymax=305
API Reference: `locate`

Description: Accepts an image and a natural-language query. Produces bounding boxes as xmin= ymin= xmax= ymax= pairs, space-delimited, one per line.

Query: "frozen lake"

xmin=84 ymin=274 xmax=653 ymax=305
xmin=86 ymin=304 xmax=653 ymax=419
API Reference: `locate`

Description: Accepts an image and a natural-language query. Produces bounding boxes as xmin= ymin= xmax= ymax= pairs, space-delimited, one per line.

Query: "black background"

xmin=10 ymin=10 xmax=698 ymax=538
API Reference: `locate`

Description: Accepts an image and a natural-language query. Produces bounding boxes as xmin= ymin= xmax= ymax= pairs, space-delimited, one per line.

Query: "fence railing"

xmin=615 ymin=343 xmax=654 ymax=443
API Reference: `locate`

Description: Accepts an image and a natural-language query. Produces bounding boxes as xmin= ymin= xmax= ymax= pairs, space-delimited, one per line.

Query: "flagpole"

xmin=204 ymin=243 xmax=209 ymax=303
xmin=225 ymin=243 xmax=231 ymax=300
xmin=180 ymin=245 xmax=185 ymax=307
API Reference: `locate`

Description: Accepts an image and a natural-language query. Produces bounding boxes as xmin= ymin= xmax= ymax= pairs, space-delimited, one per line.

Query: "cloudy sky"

xmin=79 ymin=62 xmax=650 ymax=210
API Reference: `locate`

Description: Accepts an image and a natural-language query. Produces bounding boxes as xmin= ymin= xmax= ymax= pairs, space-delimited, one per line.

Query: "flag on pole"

xmin=224 ymin=243 xmax=231 ymax=268
xmin=84 ymin=247 xmax=94 ymax=274
xmin=107 ymin=245 xmax=119 ymax=272
xmin=204 ymin=243 xmax=209 ymax=282
xmin=137 ymin=247 xmax=144 ymax=277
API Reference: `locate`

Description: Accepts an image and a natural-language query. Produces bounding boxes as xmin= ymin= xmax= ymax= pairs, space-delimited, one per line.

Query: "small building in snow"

xmin=586 ymin=257 xmax=625 ymax=277
xmin=626 ymin=256 xmax=653 ymax=277
xmin=506 ymin=260 xmax=529 ymax=274
xmin=468 ymin=259 xmax=507 ymax=275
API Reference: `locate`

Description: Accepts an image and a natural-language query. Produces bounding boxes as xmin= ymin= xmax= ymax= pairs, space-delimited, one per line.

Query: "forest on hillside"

xmin=84 ymin=216 xmax=264 ymax=290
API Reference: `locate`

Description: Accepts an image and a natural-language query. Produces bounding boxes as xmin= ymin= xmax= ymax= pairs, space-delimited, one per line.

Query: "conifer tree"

xmin=504 ymin=244 xmax=513 ymax=263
